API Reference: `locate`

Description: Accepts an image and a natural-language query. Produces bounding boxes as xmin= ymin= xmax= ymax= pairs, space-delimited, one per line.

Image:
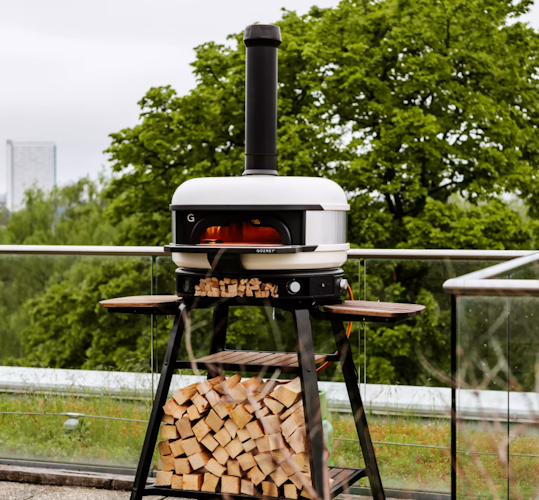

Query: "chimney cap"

xmin=244 ymin=24 xmax=281 ymax=47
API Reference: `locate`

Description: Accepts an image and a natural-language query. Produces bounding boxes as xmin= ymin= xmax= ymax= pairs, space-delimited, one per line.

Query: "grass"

xmin=1 ymin=392 xmax=538 ymax=498
xmin=0 ymin=392 xmax=151 ymax=467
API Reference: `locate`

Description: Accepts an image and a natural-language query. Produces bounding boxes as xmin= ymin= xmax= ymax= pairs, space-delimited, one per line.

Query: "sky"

xmin=1 ymin=0 xmax=539 ymax=194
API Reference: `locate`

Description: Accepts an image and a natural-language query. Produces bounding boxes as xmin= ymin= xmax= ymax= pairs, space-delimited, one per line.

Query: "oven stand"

xmin=128 ymin=301 xmax=386 ymax=500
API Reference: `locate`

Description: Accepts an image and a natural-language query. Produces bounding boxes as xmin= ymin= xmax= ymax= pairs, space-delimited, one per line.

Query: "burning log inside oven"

xmin=194 ymin=277 xmax=279 ymax=298
xmin=155 ymin=374 xmax=331 ymax=497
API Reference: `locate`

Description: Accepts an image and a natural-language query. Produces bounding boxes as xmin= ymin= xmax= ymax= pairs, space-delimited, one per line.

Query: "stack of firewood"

xmin=195 ymin=278 xmax=279 ymax=298
xmin=156 ymin=374 xmax=315 ymax=498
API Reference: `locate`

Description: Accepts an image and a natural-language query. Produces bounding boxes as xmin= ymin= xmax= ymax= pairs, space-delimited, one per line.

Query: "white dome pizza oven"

xmin=165 ymin=25 xmax=350 ymax=302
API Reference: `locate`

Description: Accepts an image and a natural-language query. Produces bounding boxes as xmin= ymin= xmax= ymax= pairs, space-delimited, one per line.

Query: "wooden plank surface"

xmin=195 ymin=351 xmax=327 ymax=367
xmin=324 ymin=300 xmax=425 ymax=318
xmin=99 ymin=295 xmax=182 ymax=308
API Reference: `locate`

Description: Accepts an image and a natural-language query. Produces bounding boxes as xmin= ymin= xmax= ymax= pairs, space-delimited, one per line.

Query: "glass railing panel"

xmin=457 ymin=295 xmax=509 ymax=499
xmin=0 ymin=254 xmax=153 ymax=468
xmin=362 ymin=259 xmax=500 ymax=494
xmin=508 ymin=296 xmax=539 ymax=499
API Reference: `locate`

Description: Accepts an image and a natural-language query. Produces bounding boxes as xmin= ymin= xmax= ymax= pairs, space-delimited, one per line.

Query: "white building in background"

xmin=6 ymin=140 xmax=56 ymax=211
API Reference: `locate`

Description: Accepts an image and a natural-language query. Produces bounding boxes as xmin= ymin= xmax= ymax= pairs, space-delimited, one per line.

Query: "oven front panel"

xmin=172 ymin=210 xmax=305 ymax=246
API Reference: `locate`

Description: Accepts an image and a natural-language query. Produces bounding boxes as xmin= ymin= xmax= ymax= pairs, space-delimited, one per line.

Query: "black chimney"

xmin=243 ymin=24 xmax=281 ymax=176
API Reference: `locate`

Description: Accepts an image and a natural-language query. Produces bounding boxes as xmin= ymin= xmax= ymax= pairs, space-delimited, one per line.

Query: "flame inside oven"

xmin=200 ymin=221 xmax=282 ymax=246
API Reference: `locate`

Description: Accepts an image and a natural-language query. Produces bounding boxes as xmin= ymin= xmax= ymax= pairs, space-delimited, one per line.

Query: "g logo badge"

xmin=187 ymin=214 xmax=195 ymax=223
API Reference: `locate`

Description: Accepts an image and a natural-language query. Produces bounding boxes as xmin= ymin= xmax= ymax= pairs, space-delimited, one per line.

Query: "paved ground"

xmin=0 ymin=483 xmax=379 ymax=500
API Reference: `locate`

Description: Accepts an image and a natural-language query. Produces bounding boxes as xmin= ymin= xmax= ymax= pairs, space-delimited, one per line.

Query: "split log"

xmin=213 ymin=401 xmax=230 ymax=419
xmin=160 ymin=425 xmax=179 ymax=440
xmin=280 ymin=400 xmax=303 ymax=421
xmin=186 ymin=405 xmax=201 ymax=421
xmin=201 ymin=472 xmax=220 ymax=492
xmin=284 ymin=483 xmax=298 ymax=499
xmin=254 ymin=452 xmax=278 ymax=475
xmin=192 ymin=394 xmax=210 ymax=414
xmin=192 ymin=419 xmax=212 ymax=441
xmin=255 ymin=406 xmax=270 ymax=418
xmin=242 ymin=375 xmax=263 ymax=392
xmin=247 ymin=466 xmax=266 ymax=486
xmin=224 ymin=437 xmax=244 ymax=459
xmin=286 ymin=426 xmax=306 ymax=454
xmin=200 ymin=434 xmax=219 ymax=452
xmin=182 ymin=437 xmax=204 ymax=456
xmin=214 ymin=373 xmax=241 ymax=394
xmin=237 ymin=427 xmax=251 ymax=442
xmin=157 ymin=440 xmax=171 ymax=457
xmin=227 ymin=459 xmax=242 ymax=477
xmin=260 ymin=415 xmax=281 ymax=435
xmin=163 ymin=398 xmax=187 ymax=419
xmin=155 ymin=470 xmax=173 ymax=486
xmin=174 ymin=457 xmax=192 ymax=474
xmin=241 ymin=479 xmax=255 ymax=496
xmin=242 ymin=438 xmax=257 ymax=453
xmin=162 ymin=414 xmax=175 ymax=425
xmin=262 ymin=481 xmax=279 ymax=497
xmin=229 ymin=404 xmax=253 ymax=429
xmin=269 ymin=432 xmax=286 ymax=450
xmin=213 ymin=445 xmax=230 ymax=466
xmin=221 ymin=475 xmax=240 ymax=494
xmin=183 ymin=473 xmax=203 ymax=491
xmin=176 ymin=417 xmax=194 ymax=439
xmin=161 ymin=454 xmax=175 ymax=472
xmin=171 ymin=474 xmax=183 ymax=490
xmin=188 ymin=450 xmax=212 ymax=470
xmin=264 ymin=397 xmax=284 ymax=415
xmin=255 ymin=435 xmax=271 ymax=453
xmin=197 ymin=375 xmax=225 ymax=395
xmin=271 ymin=378 xmax=302 ymax=408
xmin=289 ymin=472 xmax=311 ymax=490
xmin=281 ymin=407 xmax=304 ymax=439
xmin=237 ymin=452 xmax=257 ymax=471
xmin=169 ymin=439 xmax=185 ymax=457
xmin=224 ymin=418 xmax=239 ymax=439
xmin=214 ymin=427 xmax=232 ymax=447
xmin=206 ymin=410 xmax=224 ymax=433
xmin=270 ymin=466 xmax=289 ymax=487
xmin=205 ymin=458 xmax=226 ymax=477
xmin=246 ymin=420 xmax=264 ymax=440
xmin=173 ymin=383 xmax=199 ymax=405
xmin=206 ymin=390 xmax=221 ymax=408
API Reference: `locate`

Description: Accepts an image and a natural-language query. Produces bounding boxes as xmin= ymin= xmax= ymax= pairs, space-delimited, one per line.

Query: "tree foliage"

xmin=105 ymin=0 xmax=539 ymax=252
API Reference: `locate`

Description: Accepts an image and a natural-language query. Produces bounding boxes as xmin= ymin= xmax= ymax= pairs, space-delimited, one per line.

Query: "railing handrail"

xmin=0 ymin=245 xmax=534 ymax=260
xmin=443 ymin=251 xmax=539 ymax=297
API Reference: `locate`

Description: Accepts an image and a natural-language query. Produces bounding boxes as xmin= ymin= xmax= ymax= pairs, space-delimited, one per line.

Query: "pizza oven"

xmin=164 ymin=24 xmax=350 ymax=301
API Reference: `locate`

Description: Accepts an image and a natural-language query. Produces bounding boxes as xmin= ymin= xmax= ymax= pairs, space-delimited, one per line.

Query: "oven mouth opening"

xmin=200 ymin=221 xmax=282 ymax=246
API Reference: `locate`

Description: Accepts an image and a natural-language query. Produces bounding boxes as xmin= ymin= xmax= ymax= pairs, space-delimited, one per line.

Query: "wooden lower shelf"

xmin=175 ymin=350 xmax=338 ymax=374
xmin=144 ymin=466 xmax=365 ymax=499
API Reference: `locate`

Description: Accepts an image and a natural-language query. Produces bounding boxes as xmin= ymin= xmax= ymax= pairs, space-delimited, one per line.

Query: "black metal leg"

xmin=331 ymin=320 xmax=385 ymax=500
xmin=294 ymin=309 xmax=330 ymax=500
xmin=130 ymin=305 xmax=187 ymax=500
xmin=207 ymin=304 xmax=229 ymax=378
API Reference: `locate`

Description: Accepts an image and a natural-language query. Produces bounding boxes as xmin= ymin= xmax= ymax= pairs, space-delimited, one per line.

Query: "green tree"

xmin=105 ymin=0 xmax=539 ymax=252
xmin=0 ymin=179 xmax=144 ymax=368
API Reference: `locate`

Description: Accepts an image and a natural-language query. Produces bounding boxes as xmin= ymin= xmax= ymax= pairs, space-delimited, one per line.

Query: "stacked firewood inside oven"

xmin=156 ymin=375 xmax=320 ymax=498
xmin=195 ymin=278 xmax=279 ymax=298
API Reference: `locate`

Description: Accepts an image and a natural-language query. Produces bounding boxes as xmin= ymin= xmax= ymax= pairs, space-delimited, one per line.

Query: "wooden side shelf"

xmin=144 ymin=466 xmax=365 ymax=499
xmin=320 ymin=300 xmax=425 ymax=322
xmin=99 ymin=295 xmax=182 ymax=315
xmin=176 ymin=349 xmax=337 ymax=374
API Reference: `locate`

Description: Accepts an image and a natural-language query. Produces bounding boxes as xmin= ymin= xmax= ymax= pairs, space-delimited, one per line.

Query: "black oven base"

xmin=175 ymin=267 xmax=346 ymax=302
